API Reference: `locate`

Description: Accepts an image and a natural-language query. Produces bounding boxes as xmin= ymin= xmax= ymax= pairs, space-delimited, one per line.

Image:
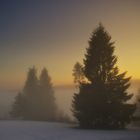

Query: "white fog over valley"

xmin=0 ymin=80 xmax=139 ymax=120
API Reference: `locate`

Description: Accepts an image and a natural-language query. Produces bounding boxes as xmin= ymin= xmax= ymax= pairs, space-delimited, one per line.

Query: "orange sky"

xmin=0 ymin=0 xmax=140 ymax=90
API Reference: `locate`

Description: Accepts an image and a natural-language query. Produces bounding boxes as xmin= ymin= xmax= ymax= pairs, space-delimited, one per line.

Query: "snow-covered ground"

xmin=0 ymin=121 xmax=140 ymax=140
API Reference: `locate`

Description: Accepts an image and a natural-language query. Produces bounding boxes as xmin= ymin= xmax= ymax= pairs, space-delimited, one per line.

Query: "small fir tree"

xmin=73 ymin=62 xmax=84 ymax=85
xmin=10 ymin=92 xmax=25 ymax=118
xmin=72 ymin=24 xmax=136 ymax=129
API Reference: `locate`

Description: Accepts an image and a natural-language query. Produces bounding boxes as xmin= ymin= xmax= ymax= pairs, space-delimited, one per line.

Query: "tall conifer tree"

xmin=39 ymin=68 xmax=56 ymax=120
xmin=11 ymin=67 xmax=39 ymax=119
xmin=72 ymin=24 xmax=136 ymax=129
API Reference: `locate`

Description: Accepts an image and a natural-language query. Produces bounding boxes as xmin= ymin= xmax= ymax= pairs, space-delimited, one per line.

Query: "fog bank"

xmin=0 ymin=81 xmax=139 ymax=119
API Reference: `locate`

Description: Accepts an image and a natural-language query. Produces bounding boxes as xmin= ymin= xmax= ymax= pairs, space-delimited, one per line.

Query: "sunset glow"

xmin=0 ymin=0 xmax=140 ymax=90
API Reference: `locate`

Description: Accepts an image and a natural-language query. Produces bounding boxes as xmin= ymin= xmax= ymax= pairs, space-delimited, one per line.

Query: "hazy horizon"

xmin=0 ymin=79 xmax=140 ymax=119
xmin=0 ymin=78 xmax=140 ymax=92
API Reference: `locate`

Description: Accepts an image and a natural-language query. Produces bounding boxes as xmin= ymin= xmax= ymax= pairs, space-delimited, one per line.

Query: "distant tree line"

xmin=11 ymin=67 xmax=57 ymax=121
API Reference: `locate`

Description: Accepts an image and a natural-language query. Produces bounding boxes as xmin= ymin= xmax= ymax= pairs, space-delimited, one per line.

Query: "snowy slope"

xmin=0 ymin=121 xmax=140 ymax=140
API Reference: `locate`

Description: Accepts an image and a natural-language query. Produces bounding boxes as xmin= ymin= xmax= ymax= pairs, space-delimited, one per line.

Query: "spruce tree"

xmin=10 ymin=92 xmax=25 ymax=118
xmin=72 ymin=24 xmax=136 ymax=129
xmin=11 ymin=67 xmax=39 ymax=120
xmin=39 ymin=68 xmax=56 ymax=121
xmin=23 ymin=67 xmax=39 ymax=120
xmin=133 ymin=89 xmax=140 ymax=124
xmin=73 ymin=62 xmax=84 ymax=85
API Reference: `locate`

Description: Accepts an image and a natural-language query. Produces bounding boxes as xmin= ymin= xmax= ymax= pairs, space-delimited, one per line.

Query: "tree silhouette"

xmin=11 ymin=67 xmax=39 ymax=120
xmin=73 ymin=62 xmax=84 ymax=85
xmin=39 ymin=68 xmax=56 ymax=121
xmin=10 ymin=92 xmax=25 ymax=118
xmin=23 ymin=67 xmax=39 ymax=120
xmin=11 ymin=67 xmax=57 ymax=121
xmin=72 ymin=24 xmax=136 ymax=129
xmin=133 ymin=89 xmax=140 ymax=125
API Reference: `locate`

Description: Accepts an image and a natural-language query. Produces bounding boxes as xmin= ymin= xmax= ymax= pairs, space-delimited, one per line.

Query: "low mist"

xmin=0 ymin=86 xmax=76 ymax=120
xmin=0 ymin=80 xmax=139 ymax=120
